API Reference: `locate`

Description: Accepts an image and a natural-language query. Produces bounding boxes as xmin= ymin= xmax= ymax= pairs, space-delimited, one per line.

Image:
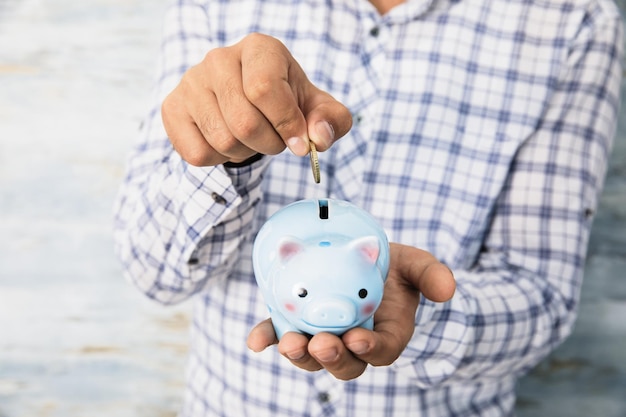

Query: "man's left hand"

xmin=247 ymin=242 xmax=456 ymax=380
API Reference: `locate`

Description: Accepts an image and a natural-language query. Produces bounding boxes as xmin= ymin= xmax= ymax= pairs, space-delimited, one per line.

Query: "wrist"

xmin=223 ymin=153 xmax=263 ymax=168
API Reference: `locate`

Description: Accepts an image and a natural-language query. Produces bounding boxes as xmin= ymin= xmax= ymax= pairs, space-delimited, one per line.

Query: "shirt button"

xmin=211 ymin=192 xmax=227 ymax=205
xmin=317 ymin=392 xmax=331 ymax=403
xmin=369 ymin=26 xmax=380 ymax=37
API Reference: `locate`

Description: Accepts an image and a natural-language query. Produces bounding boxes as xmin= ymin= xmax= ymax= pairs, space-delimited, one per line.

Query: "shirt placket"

xmin=309 ymin=372 xmax=345 ymax=416
xmin=328 ymin=14 xmax=389 ymax=204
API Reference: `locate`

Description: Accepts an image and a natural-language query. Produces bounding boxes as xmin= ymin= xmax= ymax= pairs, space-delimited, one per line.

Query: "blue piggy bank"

xmin=252 ymin=198 xmax=390 ymax=339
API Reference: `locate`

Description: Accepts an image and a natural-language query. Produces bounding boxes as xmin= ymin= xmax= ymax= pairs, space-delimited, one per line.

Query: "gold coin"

xmin=309 ymin=141 xmax=321 ymax=184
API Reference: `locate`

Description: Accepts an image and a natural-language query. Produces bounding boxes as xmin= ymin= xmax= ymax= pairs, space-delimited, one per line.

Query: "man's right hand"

xmin=161 ymin=33 xmax=353 ymax=166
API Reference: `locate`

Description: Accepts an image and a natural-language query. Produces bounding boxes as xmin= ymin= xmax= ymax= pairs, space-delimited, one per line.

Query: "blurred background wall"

xmin=0 ymin=0 xmax=624 ymax=416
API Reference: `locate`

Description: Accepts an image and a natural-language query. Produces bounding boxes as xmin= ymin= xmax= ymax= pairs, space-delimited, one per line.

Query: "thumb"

xmin=247 ymin=318 xmax=278 ymax=352
xmin=390 ymin=243 xmax=456 ymax=303
xmin=303 ymin=88 xmax=353 ymax=152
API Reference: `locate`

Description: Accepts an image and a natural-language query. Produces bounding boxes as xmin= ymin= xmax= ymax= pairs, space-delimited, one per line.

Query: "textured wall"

xmin=0 ymin=1 xmax=624 ymax=416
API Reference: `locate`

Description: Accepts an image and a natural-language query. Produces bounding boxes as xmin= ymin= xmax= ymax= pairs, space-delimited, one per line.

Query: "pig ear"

xmin=277 ymin=236 xmax=305 ymax=262
xmin=348 ymin=236 xmax=380 ymax=265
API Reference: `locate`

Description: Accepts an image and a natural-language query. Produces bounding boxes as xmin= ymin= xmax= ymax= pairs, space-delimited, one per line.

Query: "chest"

xmin=207 ymin=0 xmax=569 ymax=266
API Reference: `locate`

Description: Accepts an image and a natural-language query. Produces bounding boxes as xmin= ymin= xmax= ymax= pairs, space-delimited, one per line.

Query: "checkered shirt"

xmin=113 ymin=0 xmax=623 ymax=415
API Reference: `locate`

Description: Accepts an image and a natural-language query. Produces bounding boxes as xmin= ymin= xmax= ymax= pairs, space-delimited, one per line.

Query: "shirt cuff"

xmin=223 ymin=154 xmax=271 ymax=195
xmin=172 ymin=154 xmax=268 ymax=256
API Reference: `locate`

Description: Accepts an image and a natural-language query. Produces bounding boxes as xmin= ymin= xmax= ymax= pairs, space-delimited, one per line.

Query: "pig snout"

xmin=302 ymin=298 xmax=358 ymax=328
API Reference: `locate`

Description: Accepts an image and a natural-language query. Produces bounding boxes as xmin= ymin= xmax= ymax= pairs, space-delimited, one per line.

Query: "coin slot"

xmin=318 ymin=199 xmax=329 ymax=219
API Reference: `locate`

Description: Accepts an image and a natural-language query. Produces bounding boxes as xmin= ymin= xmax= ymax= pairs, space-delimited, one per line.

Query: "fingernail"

xmin=315 ymin=120 xmax=335 ymax=148
xmin=346 ymin=341 xmax=370 ymax=355
xmin=315 ymin=347 xmax=339 ymax=363
xmin=286 ymin=136 xmax=308 ymax=156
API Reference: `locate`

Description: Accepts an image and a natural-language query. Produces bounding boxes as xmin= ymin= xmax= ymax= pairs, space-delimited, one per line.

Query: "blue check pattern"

xmin=113 ymin=0 xmax=623 ymax=415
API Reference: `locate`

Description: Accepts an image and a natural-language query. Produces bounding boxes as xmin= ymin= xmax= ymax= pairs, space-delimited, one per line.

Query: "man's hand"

xmin=247 ymin=243 xmax=456 ymax=380
xmin=162 ymin=33 xmax=352 ymax=166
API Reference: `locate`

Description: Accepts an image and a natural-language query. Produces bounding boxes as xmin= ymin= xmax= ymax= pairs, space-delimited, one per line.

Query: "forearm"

xmin=397 ymin=259 xmax=586 ymax=386
xmin=395 ymin=2 xmax=623 ymax=386
xmin=113 ymin=138 xmax=269 ymax=304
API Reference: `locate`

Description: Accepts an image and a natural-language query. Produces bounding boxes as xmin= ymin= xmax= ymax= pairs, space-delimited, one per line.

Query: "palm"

xmin=247 ymin=242 xmax=455 ymax=380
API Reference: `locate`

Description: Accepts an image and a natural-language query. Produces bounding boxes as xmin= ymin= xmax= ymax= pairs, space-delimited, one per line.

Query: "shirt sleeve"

xmin=394 ymin=0 xmax=623 ymax=386
xmin=112 ymin=0 xmax=269 ymax=305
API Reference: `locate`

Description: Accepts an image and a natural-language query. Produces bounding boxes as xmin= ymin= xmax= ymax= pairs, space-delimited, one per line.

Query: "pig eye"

xmin=358 ymin=289 xmax=368 ymax=299
xmin=293 ymin=286 xmax=308 ymax=298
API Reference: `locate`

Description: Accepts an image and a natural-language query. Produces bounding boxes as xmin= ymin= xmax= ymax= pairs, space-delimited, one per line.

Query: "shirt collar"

xmin=390 ymin=0 xmax=436 ymax=20
xmin=354 ymin=0 xmax=438 ymax=25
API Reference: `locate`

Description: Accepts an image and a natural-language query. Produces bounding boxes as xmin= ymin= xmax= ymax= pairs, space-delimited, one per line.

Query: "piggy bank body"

xmin=252 ymin=198 xmax=390 ymax=339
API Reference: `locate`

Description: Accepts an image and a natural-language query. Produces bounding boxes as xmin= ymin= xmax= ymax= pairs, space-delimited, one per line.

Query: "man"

xmin=113 ymin=0 xmax=623 ymax=414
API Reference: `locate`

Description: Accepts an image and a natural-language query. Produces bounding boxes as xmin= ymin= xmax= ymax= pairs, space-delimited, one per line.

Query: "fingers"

xmin=246 ymin=318 xmax=278 ymax=352
xmin=248 ymin=322 xmax=404 ymax=379
xmin=239 ymin=36 xmax=309 ymax=155
xmin=209 ymin=47 xmax=289 ymax=157
xmin=163 ymin=84 xmax=259 ymax=166
xmin=340 ymin=264 xmax=422 ymax=367
xmin=339 ymin=245 xmax=456 ymax=367
xmin=247 ymin=323 xmax=325 ymax=373
xmin=248 ymin=244 xmax=455 ymax=381
xmin=239 ymin=33 xmax=352 ymax=153
xmin=278 ymin=332 xmax=323 ymax=372
xmin=162 ymin=33 xmax=352 ymax=166
xmin=164 ymin=50 xmax=281 ymax=166
xmin=279 ymin=332 xmax=368 ymax=380
xmin=162 ymin=92 xmax=224 ymax=166
xmin=342 ymin=327 xmax=407 ymax=367
xmin=248 ymin=323 xmax=369 ymax=380
xmin=307 ymin=333 xmax=368 ymax=380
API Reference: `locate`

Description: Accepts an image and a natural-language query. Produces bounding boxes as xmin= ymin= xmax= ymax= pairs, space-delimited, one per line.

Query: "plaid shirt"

xmin=113 ymin=0 xmax=623 ymax=415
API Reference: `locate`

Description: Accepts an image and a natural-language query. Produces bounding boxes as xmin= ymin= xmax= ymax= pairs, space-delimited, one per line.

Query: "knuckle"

xmin=161 ymin=93 xmax=175 ymax=116
xmin=161 ymin=102 xmax=175 ymax=134
xmin=242 ymin=32 xmax=263 ymax=46
xmin=202 ymin=48 xmax=228 ymax=70
xmin=243 ymin=76 xmax=275 ymax=103
xmin=177 ymin=143 xmax=210 ymax=167
xmin=185 ymin=153 xmax=209 ymax=167
xmin=161 ymin=92 xmax=184 ymax=127
xmin=195 ymin=115 xmax=239 ymax=157
xmin=196 ymin=110 xmax=222 ymax=137
xmin=176 ymin=140 xmax=211 ymax=167
xmin=212 ymin=134 xmax=242 ymax=157
xmin=179 ymin=66 xmax=202 ymax=93
xmin=241 ymin=32 xmax=274 ymax=49
xmin=229 ymin=113 xmax=263 ymax=140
